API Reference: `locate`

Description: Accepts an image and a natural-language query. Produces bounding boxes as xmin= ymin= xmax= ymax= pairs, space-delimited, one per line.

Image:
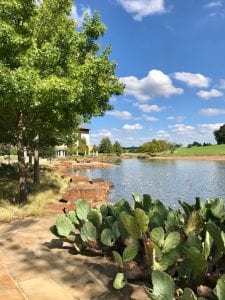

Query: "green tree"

xmin=0 ymin=0 xmax=124 ymax=203
xmin=214 ymin=124 xmax=225 ymax=145
xmin=99 ymin=137 xmax=113 ymax=154
xmin=78 ymin=137 xmax=88 ymax=155
xmin=139 ymin=139 xmax=171 ymax=155
xmin=113 ymin=141 xmax=123 ymax=156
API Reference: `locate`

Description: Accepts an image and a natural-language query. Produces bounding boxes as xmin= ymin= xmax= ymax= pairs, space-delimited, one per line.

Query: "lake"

xmin=77 ymin=158 xmax=225 ymax=207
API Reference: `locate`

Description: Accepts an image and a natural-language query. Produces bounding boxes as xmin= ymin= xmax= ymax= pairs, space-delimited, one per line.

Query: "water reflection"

xmin=75 ymin=158 xmax=225 ymax=206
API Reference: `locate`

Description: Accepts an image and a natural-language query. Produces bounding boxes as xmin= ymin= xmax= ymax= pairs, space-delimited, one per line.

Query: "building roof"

xmin=78 ymin=124 xmax=90 ymax=130
xmin=55 ymin=144 xmax=68 ymax=151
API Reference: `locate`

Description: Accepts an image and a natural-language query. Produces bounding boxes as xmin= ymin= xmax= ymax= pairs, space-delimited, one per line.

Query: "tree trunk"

xmin=8 ymin=144 xmax=11 ymax=164
xmin=28 ymin=149 xmax=32 ymax=165
xmin=33 ymin=134 xmax=40 ymax=185
xmin=17 ymin=111 xmax=28 ymax=204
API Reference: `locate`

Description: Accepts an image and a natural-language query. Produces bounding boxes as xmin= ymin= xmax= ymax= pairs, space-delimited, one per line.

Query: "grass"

xmin=170 ymin=144 xmax=225 ymax=156
xmin=0 ymin=166 xmax=69 ymax=222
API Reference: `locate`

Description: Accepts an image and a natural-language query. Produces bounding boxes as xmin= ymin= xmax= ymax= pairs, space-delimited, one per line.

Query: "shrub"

xmin=50 ymin=195 xmax=225 ymax=299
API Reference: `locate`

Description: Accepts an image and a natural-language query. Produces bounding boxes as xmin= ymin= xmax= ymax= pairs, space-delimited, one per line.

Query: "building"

xmin=55 ymin=125 xmax=91 ymax=158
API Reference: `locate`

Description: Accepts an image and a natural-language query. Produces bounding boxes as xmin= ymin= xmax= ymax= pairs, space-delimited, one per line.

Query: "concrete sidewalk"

xmin=0 ymin=216 xmax=147 ymax=300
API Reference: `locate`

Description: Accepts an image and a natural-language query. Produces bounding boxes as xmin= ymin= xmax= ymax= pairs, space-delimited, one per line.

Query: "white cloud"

xmin=143 ymin=115 xmax=158 ymax=122
xmin=155 ymin=130 xmax=171 ymax=139
xmin=138 ymin=104 xmax=165 ymax=113
xmin=116 ymin=0 xmax=166 ymax=21
xmin=174 ymin=72 xmax=210 ymax=88
xmin=196 ymin=89 xmax=223 ymax=99
xmin=123 ymin=123 xmax=143 ymax=130
xmin=200 ymin=108 xmax=225 ymax=116
xmin=169 ymin=124 xmax=195 ymax=135
xmin=166 ymin=123 xmax=223 ymax=145
xmin=167 ymin=116 xmax=184 ymax=122
xmin=92 ymin=129 xmax=112 ymax=138
xmin=219 ymin=79 xmax=225 ymax=89
xmin=197 ymin=123 xmax=223 ymax=134
xmin=204 ymin=1 xmax=222 ymax=9
xmin=106 ymin=110 xmax=132 ymax=120
xmin=121 ymin=69 xmax=183 ymax=101
xmin=71 ymin=4 xmax=91 ymax=26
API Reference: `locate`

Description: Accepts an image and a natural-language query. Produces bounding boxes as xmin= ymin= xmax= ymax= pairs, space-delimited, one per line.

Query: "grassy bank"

xmin=170 ymin=144 xmax=225 ymax=156
xmin=0 ymin=164 xmax=68 ymax=222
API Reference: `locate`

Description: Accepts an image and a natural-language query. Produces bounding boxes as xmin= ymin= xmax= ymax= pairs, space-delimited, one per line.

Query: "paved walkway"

xmin=0 ymin=216 xmax=147 ymax=300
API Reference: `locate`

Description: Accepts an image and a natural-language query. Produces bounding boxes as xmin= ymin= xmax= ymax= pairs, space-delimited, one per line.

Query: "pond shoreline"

xmin=49 ymin=159 xmax=115 ymax=213
xmin=145 ymin=155 xmax=225 ymax=161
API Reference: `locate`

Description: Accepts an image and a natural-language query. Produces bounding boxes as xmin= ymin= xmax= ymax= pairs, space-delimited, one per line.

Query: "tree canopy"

xmin=139 ymin=139 xmax=172 ymax=155
xmin=214 ymin=124 xmax=225 ymax=145
xmin=113 ymin=141 xmax=123 ymax=156
xmin=99 ymin=137 xmax=113 ymax=154
xmin=0 ymin=0 xmax=124 ymax=202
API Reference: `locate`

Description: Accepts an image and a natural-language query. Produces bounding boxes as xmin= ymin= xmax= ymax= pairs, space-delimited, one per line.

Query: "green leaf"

xmin=134 ymin=208 xmax=149 ymax=235
xmin=154 ymin=247 xmax=181 ymax=271
xmin=162 ymin=232 xmax=180 ymax=254
xmin=132 ymin=192 xmax=141 ymax=202
xmin=178 ymin=259 xmax=192 ymax=279
xmin=100 ymin=228 xmax=115 ymax=246
xmin=149 ymin=270 xmax=175 ymax=300
xmin=113 ymin=272 xmax=126 ymax=290
xmin=56 ymin=214 xmax=74 ymax=237
xmin=112 ymin=221 xmax=120 ymax=240
xmin=184 ymin=211 xmax=203 ymax=235
xmin=179 ymin=200 xmax=193 ymax=217
xmin=214 ymin=275 xmax=225 ymax=300
xmin=122 ymin=244 xmax=138 ymax=262
xmin=67 ymin=211 xmax=79 ymax=225
xmin=113 ymin=251 xmax=123 ymax=268
xmin=100 ymin=204 xmax=108 ymax=217
xmin=211 ymin=198 xmax=225 ymax=219
xmin=88 ymin=208 xmax=102 ymax=227
xmin=76 ymin=199 xmax=90 ymax=220
xmin=186 ymin=233 xmax=202 ymax=252
xmin=184 ymin=247 xmax=208 ymax=282
xmin=142 ymin=194 xmax=152 ymax=212
xmin=203 ymin=231 xmax=213 ymax=260
xmin=120 ymin=211 xmax=140 ymax=239
xmin=105 ymin=216 xmax=115 ymax=228
xmin=165 ymin=210 xmax=179 ymax=231
xmin=150 ymin=227 xmax=165 ymax=247
xmin=180 ymin=288 xmax=197 ymax=300
xmin=80 ymin=221 xmax=96 ymax=242
xmin=206 ymin=221 xmax=225 ymax=253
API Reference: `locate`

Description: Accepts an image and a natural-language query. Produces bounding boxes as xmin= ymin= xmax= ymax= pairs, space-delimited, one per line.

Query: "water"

xmin=76 ymin=158 xmax=225 ymax=207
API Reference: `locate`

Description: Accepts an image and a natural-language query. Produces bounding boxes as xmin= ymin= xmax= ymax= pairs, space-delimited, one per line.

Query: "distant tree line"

xmin=187 ymin=141 xmax=212 ymax=148
xmin=96 ymin=138 xmax=123 ymax=156
xmin=138 ymin=139 xmax=181 ymax=155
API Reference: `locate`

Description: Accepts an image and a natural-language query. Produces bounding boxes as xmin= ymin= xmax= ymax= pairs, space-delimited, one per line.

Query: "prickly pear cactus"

xmin=76 ymin=199 xmax=90 ymax=220
xmin=55 ymin=214 xmax=75 ymax=237
xmin=88 ymin=208 xmax=102 ymax=227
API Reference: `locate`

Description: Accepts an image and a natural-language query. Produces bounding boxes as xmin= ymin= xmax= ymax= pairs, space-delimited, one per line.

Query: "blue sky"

xmin=72 ymin=0 xmax=225 ymax=147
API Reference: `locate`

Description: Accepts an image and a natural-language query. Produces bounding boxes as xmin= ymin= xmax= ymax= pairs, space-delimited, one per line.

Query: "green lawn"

xmin=170 ymin=144 xmax=225 ymax=156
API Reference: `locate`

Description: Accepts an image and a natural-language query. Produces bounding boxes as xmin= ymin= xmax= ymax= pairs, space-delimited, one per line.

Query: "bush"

xmin=50 ymin=195 xmax=225 ymax=299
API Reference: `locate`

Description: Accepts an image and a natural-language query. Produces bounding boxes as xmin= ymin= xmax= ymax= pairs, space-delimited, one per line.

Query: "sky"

xmin=72 ymin=0 xmax=225 ymax=147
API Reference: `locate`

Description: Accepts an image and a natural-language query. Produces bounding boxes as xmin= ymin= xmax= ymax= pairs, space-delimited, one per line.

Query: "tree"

xmin=0 ymin=0 xmax=124 ymax=203
xmin=214 ymin=124 xmax=225 ymax=145
xmin=139 ymin=139 xmax=171 ymax=154
xmin=78 ymin=137 xmax=88 ymax=155
xmin=99 ymin=137 xmax=113 ymax=154
xmin=113 ymin=141 xmax=123 ymax=156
